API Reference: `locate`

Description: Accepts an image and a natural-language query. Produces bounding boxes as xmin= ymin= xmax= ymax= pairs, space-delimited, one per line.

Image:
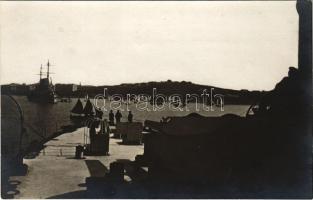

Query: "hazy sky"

xmin=0 ymin=1 xmax=298 ymax=90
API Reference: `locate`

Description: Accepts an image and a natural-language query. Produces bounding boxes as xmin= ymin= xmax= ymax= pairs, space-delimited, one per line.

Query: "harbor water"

xmin=5 ymin=95 xmax=250 ymax=155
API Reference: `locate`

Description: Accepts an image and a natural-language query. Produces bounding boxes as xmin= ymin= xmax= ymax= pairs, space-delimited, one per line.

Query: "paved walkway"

xmin=9 ymin=128 xmax=144 ymax=199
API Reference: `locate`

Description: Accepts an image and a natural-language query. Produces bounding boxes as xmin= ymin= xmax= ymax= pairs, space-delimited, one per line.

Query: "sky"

xmin=0 ymin=1 xmax=298 ymax=90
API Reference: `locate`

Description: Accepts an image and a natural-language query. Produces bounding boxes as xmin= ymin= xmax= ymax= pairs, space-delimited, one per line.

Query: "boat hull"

xmin=28 ymin=94 xmax=57 ymax=104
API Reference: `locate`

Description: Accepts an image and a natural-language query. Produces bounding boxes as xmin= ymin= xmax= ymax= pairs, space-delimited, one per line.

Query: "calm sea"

xmin=10 ymin=95 xmax=249 ymax=152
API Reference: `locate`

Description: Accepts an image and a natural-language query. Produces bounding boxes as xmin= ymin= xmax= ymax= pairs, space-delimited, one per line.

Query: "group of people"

xmin=108 ymin=110 xmax=133 ymax=125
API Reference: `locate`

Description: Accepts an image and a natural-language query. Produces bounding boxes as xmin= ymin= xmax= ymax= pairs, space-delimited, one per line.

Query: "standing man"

xmin=128 ymin=111 xmax=133 ymax=123
xmin=115 ymin=110 xmax=122 ymax=123
xmin=109 ymin=110 xmax=114 ymax=125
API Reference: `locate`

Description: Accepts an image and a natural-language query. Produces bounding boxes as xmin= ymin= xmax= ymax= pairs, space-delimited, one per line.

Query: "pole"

xmin=47 ymin=60 xmax=50 ymax=79
xmin=40 ymin=64 xmax=42 ymax=80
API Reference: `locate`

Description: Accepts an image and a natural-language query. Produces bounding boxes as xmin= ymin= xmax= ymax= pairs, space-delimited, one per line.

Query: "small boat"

xmin=70 ymin=99 xmax=84 ymax=119
xmin=70 ymin=96 xmax=99 ymax=122
xmin=83 ymin=98 xmax=95 ymax=116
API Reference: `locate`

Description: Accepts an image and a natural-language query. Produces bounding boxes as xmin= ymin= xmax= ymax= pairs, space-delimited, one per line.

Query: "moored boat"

xmin=70 ymin=98 xmax=84 ymax=119
xmin=83 ymin=98 xmax=95 ymax=116
xmin=70 ymin=97 xmax=102 ymax=122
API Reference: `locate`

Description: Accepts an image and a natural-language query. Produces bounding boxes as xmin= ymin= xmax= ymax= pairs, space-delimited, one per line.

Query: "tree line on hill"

xmin=1 ymin=80 xmax=266 ymax=105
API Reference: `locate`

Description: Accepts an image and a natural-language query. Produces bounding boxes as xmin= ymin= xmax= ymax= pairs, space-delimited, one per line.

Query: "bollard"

xmin=75 ymin=145 xmax=84 ymax=159
xmin=109 ymin=162 xmax=124 ymax=182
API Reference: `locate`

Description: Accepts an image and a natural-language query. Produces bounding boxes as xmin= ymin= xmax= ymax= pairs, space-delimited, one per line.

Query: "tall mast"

xmin=40 ymin=64 xmax=42 ymax=79
xmin=47 ymin=60 xmax=50 ymax=79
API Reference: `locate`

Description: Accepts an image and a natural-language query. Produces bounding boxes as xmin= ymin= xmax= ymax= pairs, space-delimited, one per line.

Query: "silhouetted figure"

xmin=109 ymin=110 xmax=114 ymax=125
xmin=128 ymin=111 xmax=133 ymax=122
xmin=89 ymin=120 xmax=99 ymax=136
xmin=95 ymin=108 xmax=103 ymax=119
xmin=115 ymin=110 xmax=122 ymax=123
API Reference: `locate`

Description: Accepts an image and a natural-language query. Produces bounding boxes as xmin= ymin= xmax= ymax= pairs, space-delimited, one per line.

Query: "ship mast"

xmin=40 ymin=64 xmax=43 ymax=79
xmin=47 ymin=60 xmax=50 ymax=79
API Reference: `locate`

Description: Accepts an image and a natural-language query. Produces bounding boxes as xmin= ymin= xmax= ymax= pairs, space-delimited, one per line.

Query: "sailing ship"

xmin=70 ymin=97 xmax=103 ymax=120
xmin=70 ymin=98 xmax=84 ymax=119
xmin=83 ymin=98 xmax=95 ymax=116
xmin=28 ymin=60 xmax=57 ymax=103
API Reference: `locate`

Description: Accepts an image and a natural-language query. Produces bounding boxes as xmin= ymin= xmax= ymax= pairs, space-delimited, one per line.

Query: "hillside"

xmin=1 ymin=80 xmax=266 ymax=105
